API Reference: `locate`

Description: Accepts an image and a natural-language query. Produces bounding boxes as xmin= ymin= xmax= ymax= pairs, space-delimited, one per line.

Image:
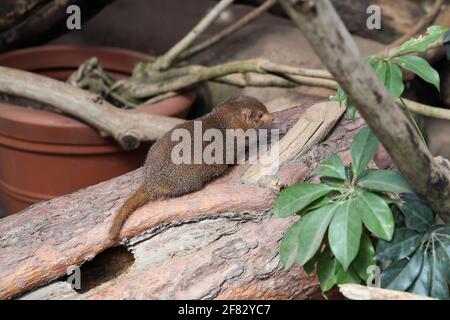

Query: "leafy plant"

xmin=275 ymin=126 xmax=450 ymax=298
xmin=377 ymin=198 xmax=450 ymax=299
xmin=331 ymin=25 xmax=449 ymax=128
xmin=275 ymin=127 xmax=413 ymax=291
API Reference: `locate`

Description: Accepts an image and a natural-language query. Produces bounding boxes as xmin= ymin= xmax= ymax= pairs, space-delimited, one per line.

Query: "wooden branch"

xmin=339 ymin=284 xmax=436 ymax=300
xmin=131 ymin=59 xmax=336 ymax=98
xmin=388 ymin=0 xmax=445 ymax=48
xmin=215 ymin=72 xmax=450 ymax=122
xmin=242 ymin=101 xmax=345 ymax=186
xmin=151 ymin=0 xmax=235 ymax=70
xmin=0 ymin=66 xmax=184 ymax=150
xmin=178 ymin=0 xmax=277 ymax=61
xmin=0 ymin=104 xmax=387 ymax=300
xmin=233 ymin=0 xmax=427 ymax=44
xmin=0 ymin=0 xmax=46 ymax=32
xmin=280 ymin=0 xmax=450 ymax=222
xmin=0 ymin=0 xmax=116 ymax=53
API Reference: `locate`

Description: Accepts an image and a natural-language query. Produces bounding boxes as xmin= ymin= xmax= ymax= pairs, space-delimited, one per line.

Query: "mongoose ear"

xmin=241 ymin=108 xmax=252 ymax=121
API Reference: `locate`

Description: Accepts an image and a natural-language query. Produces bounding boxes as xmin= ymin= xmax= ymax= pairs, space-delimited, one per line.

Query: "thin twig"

xmin=400 ymin=97 xmax=450 ymax=120
xmin=137 ymin=91 xmax=178 ymax=108
xmin=130 ymin=58 xmax=335 ymax=97
xmin=178 ymin=0 xmax=277 ymax=61
xmin=151 ymin=0 xmax=234 ymax=70
xmin=389 ymin=0 xmax=445 ymax=48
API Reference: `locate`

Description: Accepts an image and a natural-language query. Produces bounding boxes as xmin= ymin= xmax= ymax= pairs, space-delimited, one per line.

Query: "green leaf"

xmin=317 ymin=248 xmax=337 ymax=291
xmin=337 ymin=87 xmax=346 ymax=103
xmin=430 ymin=253 xmax=450 ymax=299
xmin=352 ymin=233 xmax=376 ymax=281
xmin=334 ymin=262 xmax=361 ymax=285
xmin=385 ymin=62 xmax=404 ymax=98
xmin=356 ymin=191 xmax=394 ymax=241
xmin=372 ymin=60 xmax=388 ymax=82
xmin=328 ymin=199 xmax=362 ymax=270
xmin=301 ymin=196 xmax=334 ymax=216
xmin=312 ymin=154 xmax=347 ymax=181
xmin=397 ymin=25 xmax=449 ymax=55
xmin=395 ymin=56 xmax=440 ymax=91
xmin=303 ymin=249 xmax=320 ymax=274
xmin=410 ymin=251 xmax=431 ymax=297
xmin=380 ymin=259 xmax=408 ymax=287
xmin=351 ymin=127 xmax=379 ymax=178
xmin=383 ymin=249 xmax=424 ymax=291
xmin=297 ymin=204 xmax=338 ymax=266
xmin=397 ymin=200 xmax=435 ymax=233
xmin=435 ymin=228 xmax=450 ymax=282
xmin=279 ymin=219 xmax=304 ymax=269
xmin=330 ymin=86 xmax=346 ymax=104
xmin=376 ymin=228 xmax=422 ymax=262
xmin=273 ymin=183 xmax=333 ymax=217
xmin=357 ymin=170 xmax=413 ymax=194
xmin=347 ymin=101 xmax=357 ymax=121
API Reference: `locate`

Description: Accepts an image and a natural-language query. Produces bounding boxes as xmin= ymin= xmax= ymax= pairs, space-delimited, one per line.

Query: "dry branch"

xmin=242 ymin=101 xmax=345 ymax=186
xmin=339 ymin=284 xmax=436 ymax=300
xmin=0 ymin=66 xmax=184 ymax=150
xmin=279 ymin=0 xmax=450 ymax=221
xmin=151 ymin=0 xmax=235 ymax=70
xmin=131 ymin=59 xmax=335 ymax=98
xmin=388 ymin=0 xmax=445 ymax=48
xmin=0 ymin=0 xmax=116 ymax=53
xmin=178 ymin=0 xmax=277 ymax=61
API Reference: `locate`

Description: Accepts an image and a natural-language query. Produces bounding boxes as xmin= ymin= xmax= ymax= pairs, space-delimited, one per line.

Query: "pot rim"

xmin=0 ymin=45 xmax=194 ymax=146
xmin=0 ymin=45 xmax=153 ymax=73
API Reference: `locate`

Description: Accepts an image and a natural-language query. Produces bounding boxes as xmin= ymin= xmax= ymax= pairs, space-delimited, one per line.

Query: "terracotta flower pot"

xmin=0 ymin=46 xmax=195 ymax=215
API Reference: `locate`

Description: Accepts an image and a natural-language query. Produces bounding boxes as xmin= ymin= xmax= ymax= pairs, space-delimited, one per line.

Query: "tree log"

xmin=0 ymin=103 xmax=390 ymax=300
xmin=0 ymin=0 xmax=116 ymax=53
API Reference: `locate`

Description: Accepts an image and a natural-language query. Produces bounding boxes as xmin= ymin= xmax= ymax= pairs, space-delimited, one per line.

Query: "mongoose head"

xmin=215 ymin=95 xmax=274 ymax=130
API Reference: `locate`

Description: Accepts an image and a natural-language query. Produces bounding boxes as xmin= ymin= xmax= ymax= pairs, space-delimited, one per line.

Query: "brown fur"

xmin=109 ymin=96 xmax=274 ymax=241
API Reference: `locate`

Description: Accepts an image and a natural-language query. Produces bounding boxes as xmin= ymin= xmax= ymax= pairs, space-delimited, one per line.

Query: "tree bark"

xmin=0 ymin=103 xmax=389 ymax=300
xmin=0 ymin=0 xmax=116 ymax=53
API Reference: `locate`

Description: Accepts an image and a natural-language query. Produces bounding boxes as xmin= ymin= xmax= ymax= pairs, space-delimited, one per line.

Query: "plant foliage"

xmin=330 ymin=25 xmax=449 ymax=121
xmin=275 ymin=127 xmax=450 ymax=298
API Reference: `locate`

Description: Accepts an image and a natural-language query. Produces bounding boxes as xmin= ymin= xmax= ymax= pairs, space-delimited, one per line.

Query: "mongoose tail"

xmin=109 ymin=186 xmax=150 ymax=241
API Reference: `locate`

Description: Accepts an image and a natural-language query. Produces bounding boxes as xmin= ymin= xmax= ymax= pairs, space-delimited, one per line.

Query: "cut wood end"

xmin=242 ymin=100 xmax=345 ymax=186
xmin=339 ymin=284 xmax=436 ymax=300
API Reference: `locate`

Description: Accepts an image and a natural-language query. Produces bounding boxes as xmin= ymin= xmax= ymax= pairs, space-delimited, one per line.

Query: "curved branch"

xmin=131 ymin=59 xmax=335 ymax=97
xmin=151 ymin=0 xmax=235 ymax=70
xmin=0 ymin=0 xmax=116 ymax=53
xmin=178 ymin=0 xmax=277 ymax=61
xmin=0 ymin=66 xmax=184 ymax=149
xmin=388 ymin=0 xmax=445 ymax=48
